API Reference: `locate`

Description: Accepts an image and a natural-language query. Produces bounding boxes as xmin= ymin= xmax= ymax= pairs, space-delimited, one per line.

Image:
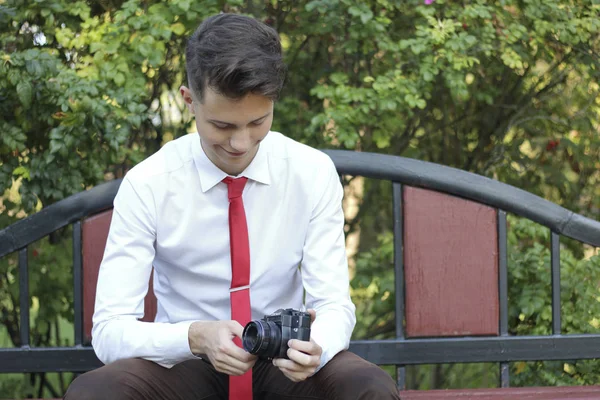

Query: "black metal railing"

xmin=0 ymin=180 xmax=120 ymax=373
xmin=392 ymin=182 xmax=406 ymax=389
xmin=1 ymin=150 xmax=599 ymax=390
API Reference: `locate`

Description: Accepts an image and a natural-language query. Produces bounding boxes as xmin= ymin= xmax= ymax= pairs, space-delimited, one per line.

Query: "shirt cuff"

xmin=154 ymin=320 xmax=199 ymax=368
xmin=310 ymin=320 xmax=348 ymax=373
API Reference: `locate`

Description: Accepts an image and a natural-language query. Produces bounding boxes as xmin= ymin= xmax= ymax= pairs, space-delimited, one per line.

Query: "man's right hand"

xmin=188 ymin=320 xmax=257 ymax=376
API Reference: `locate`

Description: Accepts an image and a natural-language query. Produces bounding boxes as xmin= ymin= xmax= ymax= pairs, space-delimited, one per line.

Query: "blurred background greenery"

xmin=1 ymin=0 xmax=599 ymax=397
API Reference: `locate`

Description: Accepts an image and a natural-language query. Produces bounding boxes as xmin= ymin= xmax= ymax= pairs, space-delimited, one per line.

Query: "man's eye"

xmin=213 ymin=123 xmax=231 ymax=129
xmin=252 ymin=118 xmax=266 ymax=126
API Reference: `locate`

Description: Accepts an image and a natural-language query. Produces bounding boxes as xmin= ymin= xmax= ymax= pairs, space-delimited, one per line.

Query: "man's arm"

xmin=91 ymin=176 xmax=198 ymax=368
xmin=299 ymin=155 xmax=357 ymax=370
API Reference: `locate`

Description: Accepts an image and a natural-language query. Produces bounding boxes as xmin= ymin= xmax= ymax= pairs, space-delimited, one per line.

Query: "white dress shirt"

xmin=92 ymin=131 xmax=357 ymax=371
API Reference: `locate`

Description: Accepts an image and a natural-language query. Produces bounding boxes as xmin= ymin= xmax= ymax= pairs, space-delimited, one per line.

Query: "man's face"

xmin=180 ymin=85 xmax=274 ymax=176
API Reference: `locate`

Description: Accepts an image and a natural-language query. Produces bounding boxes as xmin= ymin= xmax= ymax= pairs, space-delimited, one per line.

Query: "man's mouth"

xmin=222 ymin=148 xmax=247 ymax=157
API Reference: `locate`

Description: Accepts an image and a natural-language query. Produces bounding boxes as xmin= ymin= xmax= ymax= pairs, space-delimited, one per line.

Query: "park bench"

xmin=1 ymin=150 xmax=600 ymax=399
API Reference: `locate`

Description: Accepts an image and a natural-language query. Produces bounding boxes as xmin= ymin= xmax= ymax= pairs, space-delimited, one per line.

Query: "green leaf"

xmin=114 ymin=72 xmax=126 ymax=86
xmin=171 ymin=22 xmax=186 ymax=36
xmin=330 ymin=72 xmax=348 ymax=85
xmin=105 ymin=41 xmax=120 ymax=54
xmin=360 ymin=10 xmax=373 ymax=24
xmin=16 ymin=81 xmax=33 ymax=108
xmin=177 ymin=0 xmax=191 ymax=12
xmin=13 ymin=166 xmax=30 ymax=180
xmin=348 ymin=6 xmax=361 ymax=17
xmin=25 ymin=59 xmax=43 ymax=77
xmin=49 ymin=139 xmax=63 ymax=154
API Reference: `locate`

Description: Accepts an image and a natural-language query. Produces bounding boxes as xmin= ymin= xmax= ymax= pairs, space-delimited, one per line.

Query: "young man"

xmin=65 ymin=13 xmax=399 ymax=400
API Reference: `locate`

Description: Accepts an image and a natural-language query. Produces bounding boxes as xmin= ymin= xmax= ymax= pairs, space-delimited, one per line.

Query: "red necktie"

xmin=223 ymin=177 xmax=253 ymax=400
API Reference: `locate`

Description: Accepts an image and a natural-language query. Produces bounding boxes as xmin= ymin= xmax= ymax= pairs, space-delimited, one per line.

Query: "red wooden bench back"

xmin=81 ymin=210 xmax=157 ymax=344
xmin=403 ymin=187 xmax=499 ymax=337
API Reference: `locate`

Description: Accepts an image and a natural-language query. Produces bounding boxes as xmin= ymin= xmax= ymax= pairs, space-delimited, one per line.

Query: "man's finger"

xmin=307 ymin=308 xmax=316 ymax=324
xmin=228 ymin=320 xmax=245 ymax=339
xmin=213 ymin=350 xmax=256 ymax=375
xmin=214 ymin=352 xmax=251 ymax=371
xmin=224 ymin=341 xmax=257 ymax=362
xmin=287 ymin=348 xmax=316 ymax=367
xmin=288 ymin=339 xmax=321 ymax=356
xmin=216 ymin=364 xmax=246 ymax=376
xmin=273 ymin=358 xmax=304 ymax=372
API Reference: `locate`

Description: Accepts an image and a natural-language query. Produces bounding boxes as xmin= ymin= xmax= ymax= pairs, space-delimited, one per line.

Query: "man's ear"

xmin=180 ymin=86 xmax=195 ymax=113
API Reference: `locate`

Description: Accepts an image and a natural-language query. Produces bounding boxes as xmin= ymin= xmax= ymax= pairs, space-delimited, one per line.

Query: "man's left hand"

xmin=273 ymin=338 xmax=322 ymax=382
xmin=272 ymin=309 xmax=322 ymax=382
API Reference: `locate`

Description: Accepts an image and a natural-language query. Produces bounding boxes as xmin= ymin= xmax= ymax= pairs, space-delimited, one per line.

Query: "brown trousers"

xmin=64 ymin=351 xmax=400 ymax=400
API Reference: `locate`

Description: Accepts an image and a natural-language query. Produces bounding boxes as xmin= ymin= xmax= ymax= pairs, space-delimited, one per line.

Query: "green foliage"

xmin=301 ymin=0 xmax=600 ymax=215
xmin=351 ymin=230 xmax=395 ymax=340
xmin=1 ymin=48 xmax=137 ymax=210
xmin=0 ymin=232 xmax=76 ymax=397
xmin=2 ymin=0 xmax=599 ymax=217
xmin=0 ymin=373 xmax=33 ymax=400
xmin=508 ymin=216 xmax=600 ymax=386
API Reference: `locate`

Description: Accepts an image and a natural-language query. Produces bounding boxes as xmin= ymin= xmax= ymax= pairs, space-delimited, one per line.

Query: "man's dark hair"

xmin=185 ymin=13 xmax=287 ymax=102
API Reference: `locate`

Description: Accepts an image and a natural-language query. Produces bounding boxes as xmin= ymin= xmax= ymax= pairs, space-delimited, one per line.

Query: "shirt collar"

xmin=192 ymin=132 xmax=271 ymax=193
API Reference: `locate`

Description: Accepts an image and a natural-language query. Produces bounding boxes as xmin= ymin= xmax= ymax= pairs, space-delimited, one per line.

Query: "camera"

xmin=242 ymin=308 xmax=311 ymax=359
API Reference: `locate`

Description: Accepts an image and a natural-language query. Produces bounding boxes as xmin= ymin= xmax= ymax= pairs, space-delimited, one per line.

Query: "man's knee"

xmin=340 ymin=362 xmax=399 ymax=399
xmin=360 ymin=365 xmax=400 ymax=398
xmin=64 ymin=358 xmax=152 ymax=400
xmin=317 ymin=351 xmax=400 ymax=399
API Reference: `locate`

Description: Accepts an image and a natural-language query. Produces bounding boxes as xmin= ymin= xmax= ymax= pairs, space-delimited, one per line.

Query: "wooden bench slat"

xmin=82 ymin=210 xmax=157 ymax=344
xmin=403 ymin=187 xmax=499 ymax=337
xmin=82 ymin=210 xmax=114 ymax=344
xmin=35 ymin=386 xmax=600 ymax=400
xmin=401 ymin=386 xmax=600 ymax=399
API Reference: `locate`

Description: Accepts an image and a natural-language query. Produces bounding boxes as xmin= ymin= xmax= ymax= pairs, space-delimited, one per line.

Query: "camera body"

xmin=242 ymin=308 xmax=311 ymax=359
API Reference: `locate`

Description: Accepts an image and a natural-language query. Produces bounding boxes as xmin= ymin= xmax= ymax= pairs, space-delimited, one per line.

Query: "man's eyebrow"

xmin=207 ymin=112 xmax=271 ymax=126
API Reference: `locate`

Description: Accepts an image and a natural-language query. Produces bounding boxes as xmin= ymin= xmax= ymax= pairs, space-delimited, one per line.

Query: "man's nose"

xmin=230 ymin=129 xmax=252 ymax=152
